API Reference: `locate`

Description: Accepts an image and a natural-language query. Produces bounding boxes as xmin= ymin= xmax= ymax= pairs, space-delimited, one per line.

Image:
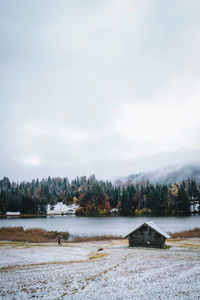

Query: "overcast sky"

xmin=1 ymin=0 xmax=200 ymax=182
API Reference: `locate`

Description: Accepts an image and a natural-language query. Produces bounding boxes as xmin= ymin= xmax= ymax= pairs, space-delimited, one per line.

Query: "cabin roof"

xmin=125 ymin=221 xmax=170 ymax=239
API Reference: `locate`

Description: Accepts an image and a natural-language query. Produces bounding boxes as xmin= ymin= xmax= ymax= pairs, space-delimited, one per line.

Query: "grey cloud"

xmin=1 ymin=0 xmax=200 ymax=181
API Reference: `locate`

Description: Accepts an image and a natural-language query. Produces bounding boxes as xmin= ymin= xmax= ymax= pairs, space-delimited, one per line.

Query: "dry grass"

xmin=0 ymin=227 xmax=69 ymax=243
xmin=169 ymin=227 xmax=200 ymax=238
xmin=72 ymin=235 xmax=123 ymax=243
xmin=89 ymin=252 xmax=109 ymax=260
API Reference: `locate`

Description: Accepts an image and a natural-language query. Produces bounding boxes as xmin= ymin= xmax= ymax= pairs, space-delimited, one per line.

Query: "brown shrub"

xmin=72 ymin=235 xmax=123 ymax=243
xmin=169 ymin=227 xmax=200 ymax=238
xmin=0 ymin=227 xmax=69 ymax=243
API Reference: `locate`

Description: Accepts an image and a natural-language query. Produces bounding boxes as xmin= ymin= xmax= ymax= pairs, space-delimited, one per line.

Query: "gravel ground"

xmin=0 ymin=239 xmax=200 ymax=300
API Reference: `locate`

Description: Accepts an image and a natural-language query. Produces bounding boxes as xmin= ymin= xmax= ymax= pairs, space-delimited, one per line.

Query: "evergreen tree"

xmin=177 ymin=185 xmax=190 ymax=215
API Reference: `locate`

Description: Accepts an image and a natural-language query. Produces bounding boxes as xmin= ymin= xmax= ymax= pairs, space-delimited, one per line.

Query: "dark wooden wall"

xmin=128 ymin=225 xmax=166 ymax=248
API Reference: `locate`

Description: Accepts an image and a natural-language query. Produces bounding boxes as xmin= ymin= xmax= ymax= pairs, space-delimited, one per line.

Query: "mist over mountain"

xmin=114 ymin=164 xmax=200 ymax=186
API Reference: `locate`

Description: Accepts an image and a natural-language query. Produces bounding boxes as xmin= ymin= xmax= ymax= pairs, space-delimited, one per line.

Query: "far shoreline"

xmin=1 ymin=212 xmax=200 ymax=219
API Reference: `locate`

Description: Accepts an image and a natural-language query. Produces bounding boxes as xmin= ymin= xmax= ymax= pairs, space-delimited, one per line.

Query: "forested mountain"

xmin=114 ymin=165 xmax=200 ymax=186
xmin=0 ymin=174 xmax=200 ymax=216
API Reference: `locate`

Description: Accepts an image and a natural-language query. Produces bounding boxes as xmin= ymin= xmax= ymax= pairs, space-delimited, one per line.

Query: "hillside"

xmin=114 ymin=164 xmax=200 ymax=186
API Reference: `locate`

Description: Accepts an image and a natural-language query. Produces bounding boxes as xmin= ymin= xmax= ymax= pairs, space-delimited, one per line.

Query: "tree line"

xmin=0 ymin=175 xmax=200 ymax=216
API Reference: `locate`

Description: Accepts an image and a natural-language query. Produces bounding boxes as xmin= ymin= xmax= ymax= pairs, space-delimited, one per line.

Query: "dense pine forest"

xmin=0 ymin=175 xmax=200 ymax=216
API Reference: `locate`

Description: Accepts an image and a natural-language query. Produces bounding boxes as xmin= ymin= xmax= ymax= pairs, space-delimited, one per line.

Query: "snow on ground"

xmin=47 ymin=203 xmax=79 ymax=215
xmin=4 ymin=203 xmax=78 ymax=216
xmin=0 ymin=239 xmax=200 ymax=299
xmin=6 ymin=211 xmax=20 ymax=216
xmin=0 ymin=243 xmax=91 ymax=269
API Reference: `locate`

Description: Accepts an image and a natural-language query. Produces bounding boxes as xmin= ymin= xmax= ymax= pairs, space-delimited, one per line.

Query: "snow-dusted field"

xmin=0 ymin=239 xmax=200 ymax=299
xmin=47 ymin=203 xmax=79 ymax=215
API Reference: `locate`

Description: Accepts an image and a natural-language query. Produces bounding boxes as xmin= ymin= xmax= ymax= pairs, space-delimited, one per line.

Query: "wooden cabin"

xmin=125 ymin=221 xmax=170 ymax=248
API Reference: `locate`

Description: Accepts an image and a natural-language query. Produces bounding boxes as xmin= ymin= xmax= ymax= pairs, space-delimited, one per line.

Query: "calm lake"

xmin=0 ymin=215 xmax=200 ymax=238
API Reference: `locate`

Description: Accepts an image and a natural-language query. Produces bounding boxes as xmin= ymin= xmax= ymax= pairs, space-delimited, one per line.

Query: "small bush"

xmin=134 ymin=208 xmax=147 ymax=216
xmin=98 ymin=209 xmax=111 ymax=216
xmin=75 ymin=207 xmax=85 ymax=215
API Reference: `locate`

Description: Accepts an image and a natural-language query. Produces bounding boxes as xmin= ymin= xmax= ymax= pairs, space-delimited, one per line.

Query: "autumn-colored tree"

xmin=104 ymin=201 xmax=111 ymax=213
xmin=78 ymin=193 xmax=84 ymax=206
xmin=117 ymin=201 xmax=122 ymax=210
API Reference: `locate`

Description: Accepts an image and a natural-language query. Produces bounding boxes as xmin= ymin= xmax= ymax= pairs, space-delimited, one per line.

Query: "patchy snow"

xmin=6 ymin=211 xmax=20 ymax=216
xmin=0 ymin=239 xmax=200 ymax=299
xmin=47 ymin=203 xmax=79 ymax=215
xmin=111 ymin=208 xmax=118 ymax=213
xmin=0 ymin=244 xmax=91 ymax=269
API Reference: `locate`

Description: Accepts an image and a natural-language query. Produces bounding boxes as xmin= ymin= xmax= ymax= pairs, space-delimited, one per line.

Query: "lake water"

xmin=0 ymin=215 xmax=200 ymax=238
